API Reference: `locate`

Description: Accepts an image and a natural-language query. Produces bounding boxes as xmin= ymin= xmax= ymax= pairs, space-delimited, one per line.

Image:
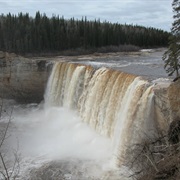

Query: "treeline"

xmin=0 ymin=12 xmax=170 ymax=54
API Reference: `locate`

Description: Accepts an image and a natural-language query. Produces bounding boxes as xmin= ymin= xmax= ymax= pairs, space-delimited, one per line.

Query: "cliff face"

xmin=167 ymin=81 xmax=180 ymax=119
xmin=138 ymin=81 xmax=180 ymax=180
xmin=153 ymin=80 xmax=180 ymax=134
xmin=0 ymin=52 xmax=51 ymax=103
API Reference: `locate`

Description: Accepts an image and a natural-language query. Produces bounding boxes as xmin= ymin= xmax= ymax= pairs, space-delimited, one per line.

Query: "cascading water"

xmin=45 ymin=62 xmax=157 ymax=167
xmin=0 ymin=50 xmax=173 ymax=179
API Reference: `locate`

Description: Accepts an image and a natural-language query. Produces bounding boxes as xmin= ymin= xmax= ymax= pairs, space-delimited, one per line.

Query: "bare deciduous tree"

xmin=0 ymin=98 xmax=20 ymax=180
xmin=127 ymin=122 xmax=180 ymax=180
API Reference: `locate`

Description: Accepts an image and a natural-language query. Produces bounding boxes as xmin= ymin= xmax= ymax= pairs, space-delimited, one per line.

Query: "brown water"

xmin=1 ymin=49 xmax=171 ymax=180
xmin=73 ymin=48 xmax=169 ymax=80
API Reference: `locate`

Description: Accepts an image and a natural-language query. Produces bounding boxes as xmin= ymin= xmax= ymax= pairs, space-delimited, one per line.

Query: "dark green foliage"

xmin=163 ymin=35 xmax=180 ymax=77
xmin=0 ymin=12 xmax=170 ymax=54
xmin=163 ymin=0 xmax=180 ymax=78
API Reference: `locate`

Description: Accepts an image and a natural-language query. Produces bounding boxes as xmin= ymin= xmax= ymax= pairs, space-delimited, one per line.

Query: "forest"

xmin=0 ymin=12 xmax=170 ymax=54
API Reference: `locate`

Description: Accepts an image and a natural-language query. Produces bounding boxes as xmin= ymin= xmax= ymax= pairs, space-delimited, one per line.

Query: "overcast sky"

xmin=0 ymin=0 xmax=173 ymax=31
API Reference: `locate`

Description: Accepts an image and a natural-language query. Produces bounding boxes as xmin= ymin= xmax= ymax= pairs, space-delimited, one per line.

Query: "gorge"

xmin=0 ymin=50 xmax=180 ymax=179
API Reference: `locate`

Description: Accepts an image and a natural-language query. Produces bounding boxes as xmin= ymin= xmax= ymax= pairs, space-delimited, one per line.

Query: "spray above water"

xmin=4 ymin=61 xmax=159 ymax=179
xmin=15 ymin=106 xmax=112 ymax=160
xmin=45 ymin=62 xmax=157 ymax=166
xmin=6 ymin=104 xmax=114 ymax=179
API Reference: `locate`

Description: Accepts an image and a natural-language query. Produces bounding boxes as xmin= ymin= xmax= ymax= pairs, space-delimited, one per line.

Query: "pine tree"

xmin=163 ymin=0 xmax=180 ymax=78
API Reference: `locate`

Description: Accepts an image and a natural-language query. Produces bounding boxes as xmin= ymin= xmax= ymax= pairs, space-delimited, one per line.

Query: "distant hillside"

xmin=0 ymin=12 xmax=170 ymax=54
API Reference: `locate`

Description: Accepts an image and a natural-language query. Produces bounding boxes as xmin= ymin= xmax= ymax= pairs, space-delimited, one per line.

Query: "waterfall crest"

xmin=45 ymin=62 xmax=156 ymax=166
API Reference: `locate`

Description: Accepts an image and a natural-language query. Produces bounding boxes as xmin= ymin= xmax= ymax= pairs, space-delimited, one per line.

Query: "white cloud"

xmin=0 ymin=0 xmax=173 ymax=31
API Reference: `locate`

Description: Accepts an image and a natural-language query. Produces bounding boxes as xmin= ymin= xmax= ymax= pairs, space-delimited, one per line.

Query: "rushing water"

xmin=0 ymin=49 xmax=171 ymax=179
xmin=45 ymin=62 xmax=159 ymax=168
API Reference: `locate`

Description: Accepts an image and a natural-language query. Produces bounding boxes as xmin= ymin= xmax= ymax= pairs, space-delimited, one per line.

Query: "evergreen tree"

xmin=0 ymin=12 xmax=170 ymax=54
xmin=163 ymin=0 xmax=180 ymax=78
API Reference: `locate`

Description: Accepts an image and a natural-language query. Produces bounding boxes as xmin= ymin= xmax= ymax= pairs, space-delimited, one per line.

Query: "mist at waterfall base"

xmin=5 ymin=102 xmax=122 ymax=179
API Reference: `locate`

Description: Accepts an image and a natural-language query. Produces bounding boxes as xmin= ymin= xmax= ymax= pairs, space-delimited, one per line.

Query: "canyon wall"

xmin=0 ymin=51 xmax=51 ymax=103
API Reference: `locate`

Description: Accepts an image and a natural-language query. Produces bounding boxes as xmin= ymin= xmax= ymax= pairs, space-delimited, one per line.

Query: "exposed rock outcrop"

xmin=152 ymin=80 xmax=180 ymax=135
xmin=0 ymin=52 xmax=51 ymax=103
xmin=168 ymin=80 xmax=180 ymax=119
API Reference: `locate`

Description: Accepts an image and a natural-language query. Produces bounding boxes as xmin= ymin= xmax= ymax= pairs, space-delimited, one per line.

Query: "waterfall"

xmin=45 ymin=62 xmax=157 ymax=166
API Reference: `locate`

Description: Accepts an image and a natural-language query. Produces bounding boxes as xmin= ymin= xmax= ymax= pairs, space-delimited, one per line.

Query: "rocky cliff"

xmin=0 ymin=51 xmax=51 ymax=103
xmin=168 ymin=81 xmax=180 ymax=119
xmin=150 ymin=79 xmax=180 ymax=135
